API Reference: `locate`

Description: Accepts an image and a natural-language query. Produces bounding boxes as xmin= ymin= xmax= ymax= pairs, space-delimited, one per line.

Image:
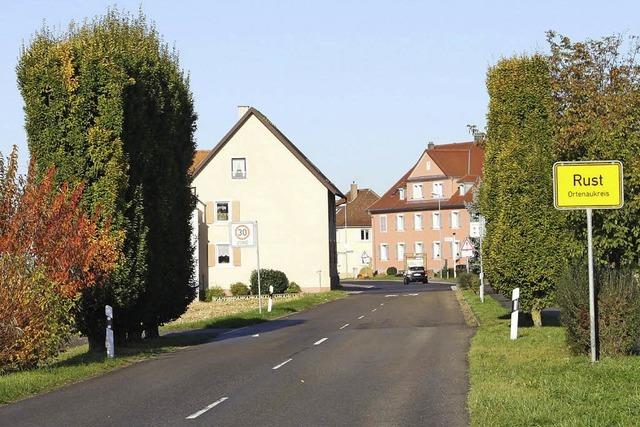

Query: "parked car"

xmin=404 ymin=266 xmax=428 ymax=284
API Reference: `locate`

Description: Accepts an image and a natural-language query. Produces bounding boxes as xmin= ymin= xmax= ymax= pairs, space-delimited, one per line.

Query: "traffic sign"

xmin=230 ymin=222 xmax=256 ymax=247
xmin=553 ymin=161 xmax=623 ymax=209
xmin=461 ymin=239 xmax=474 ymax=257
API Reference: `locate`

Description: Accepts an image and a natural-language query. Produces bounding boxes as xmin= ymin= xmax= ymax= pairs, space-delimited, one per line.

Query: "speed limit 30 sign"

xmin=230 ymin=222 xmax=256 ymax=247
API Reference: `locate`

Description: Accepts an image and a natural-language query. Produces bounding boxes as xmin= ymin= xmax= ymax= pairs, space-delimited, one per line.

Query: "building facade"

xmin=336 ymin=183 xmax=380 ymax=278
xmin=191 ymin=107 xmax=343 ymax=293
xmin=368 ymin=141 xmax=484 ymax=275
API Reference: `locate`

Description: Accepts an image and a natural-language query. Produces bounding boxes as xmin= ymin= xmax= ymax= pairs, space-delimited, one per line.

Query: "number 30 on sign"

xmin=230 ymin=222 xmax=256 ymax=247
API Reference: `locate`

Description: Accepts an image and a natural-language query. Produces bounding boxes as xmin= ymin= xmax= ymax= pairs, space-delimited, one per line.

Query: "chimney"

xmin=427 ymin=141 xmax=435 ymax=150
xmin=348 ymin=182 xmax=358 ymax=203
xmin=237 ymin=105 xmax=250 ymax=119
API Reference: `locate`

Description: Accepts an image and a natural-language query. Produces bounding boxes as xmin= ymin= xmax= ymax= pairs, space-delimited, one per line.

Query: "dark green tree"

xmin=17 ymin=9 xmax=197 ymax=349
xmin=548 ymin=32 xmax=640 ymax=268
xmin=479 ymin=55 xmax=573 ymax=326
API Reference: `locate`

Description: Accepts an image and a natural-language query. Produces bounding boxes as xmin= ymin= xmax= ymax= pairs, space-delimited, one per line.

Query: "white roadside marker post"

xmin=510 ymin=288 xmax=520 ymax=340
xmin=479 ymin=216 xmax=485 ymax=303
xmin=105 ymin=305 xmax=114 ymax=358
xmin=268 ymin=285 xmax=274 ymax=312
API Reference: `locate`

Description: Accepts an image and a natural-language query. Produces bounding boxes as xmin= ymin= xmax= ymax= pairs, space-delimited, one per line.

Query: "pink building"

xmin=368 ymin=141 xmax=484 ymax=275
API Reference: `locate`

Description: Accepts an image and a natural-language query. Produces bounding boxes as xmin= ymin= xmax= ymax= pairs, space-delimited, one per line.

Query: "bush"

xmin=457 ymin=272 xmax=475 ymax=290
xmin=358 ymin=267 xmax=373 ymax=279
xmin=230 ymin=282 xmax=250 ymax=296
xmin=250 ymin=269 xmax=289 ymax=295
xmin=204 ymin=287 xmax=226 ymax=301
xmin=557 ymin=262 xmax=640 ymax=356
xmin=386 ymin=267 xmax=398 ymax=276
xmin=0 ymin=255 xmax=74 ymax=373
xmin=286 ymin=282 xmax=301 ymax=293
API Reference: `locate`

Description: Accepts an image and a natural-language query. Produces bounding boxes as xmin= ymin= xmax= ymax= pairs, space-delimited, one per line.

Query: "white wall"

xmin=336 ymin=227 xmax=373 ymax=278
xmin=193 ymin=114 xmax=333 ymax=291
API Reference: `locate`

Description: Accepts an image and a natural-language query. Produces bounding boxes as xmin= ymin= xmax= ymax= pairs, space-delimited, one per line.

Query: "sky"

xmin=1 ymin=1 xmax=640 ymax=194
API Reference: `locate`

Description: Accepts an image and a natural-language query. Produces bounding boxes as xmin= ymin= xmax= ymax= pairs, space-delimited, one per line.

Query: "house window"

xmin=380 ymin=215 xmax=387 ymax=233
xmin=397 ymin=243 xmax=405 ymax=261
xmin=415 ymin=241 xmax=423 ymax=254
xmin=380 ymin=244 xmax=389 ymax=261
xmin=432 ymin=211 xmax=441 ymax=229
xmin=414 ymin=213 xmax=423 ymax=231
xmin=231 ymin=158 xmax=247 ymax=179
xmin=458 ymin=184 xmax=466 ymax=196
xmin=398 ymin=188 xmax=405 ymax=200
xmin=451 ymin=211 xmax=460 ymax=229
xmin=217 ymin=244 xmax=231 ymax=264
xmin=432 ymin=182 xmax=443 ymax=198
xmin=360 ymin=229 xmax=370 ymax=241
xmin=216 ymin=201 xmax=230 ymax=222
xmin=413 ymin=183 xmax=423 ymax=199
xmin=396 ymin=214 xmax=405 ymax=231
xmin=432 ymin=241 xmax=441 ymax=259
xmin=426 ymin=161 xmax=431 ymax=171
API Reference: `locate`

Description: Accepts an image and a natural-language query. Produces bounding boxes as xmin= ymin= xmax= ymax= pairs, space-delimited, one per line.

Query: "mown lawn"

xmin=163 ymin=291 xmax=346 ymax=331
xmin=463 ymin=289 xmax=640 ymax=426
xmin=0 ymin=334 xmax=207 ymax=405
xmin=1 ymin=291 xmax=346 ymax=405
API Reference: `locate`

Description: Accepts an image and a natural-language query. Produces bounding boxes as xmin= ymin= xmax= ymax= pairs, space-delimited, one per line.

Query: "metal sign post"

xmin=230 ymin=221 xmax=261 ymax=313
xmin=553 ymin=160 xmax=624 ymax=363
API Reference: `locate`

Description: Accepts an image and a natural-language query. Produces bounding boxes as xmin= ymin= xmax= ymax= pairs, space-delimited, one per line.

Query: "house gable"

xmin=192 ymin=108 xmax=343 ymax=198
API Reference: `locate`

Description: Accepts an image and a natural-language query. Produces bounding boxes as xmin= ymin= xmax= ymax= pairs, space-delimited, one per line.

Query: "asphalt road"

xmin=0 ymin=281 xmax=473 ymax=427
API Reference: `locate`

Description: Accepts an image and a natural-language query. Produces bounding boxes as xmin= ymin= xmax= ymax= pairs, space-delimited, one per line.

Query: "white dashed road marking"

xmin=385 ymin=294 xmax=399 ymax=298
xmin=272 ymin=358 xmax=293 ymax=370
xmin=339 ymin=323 xmax=350 ymax=330
xmin=371 ymin=308 xmax=377 ymax=312
xmin=186 ymin=397 xmax=229 ymax=420
xmin=314 ymin=338 xmax=328 ymax=346
xmin=358 ymin=315 xmax=365 ymax=319
xmin=252 ymin=334 xmax=259 ymax=337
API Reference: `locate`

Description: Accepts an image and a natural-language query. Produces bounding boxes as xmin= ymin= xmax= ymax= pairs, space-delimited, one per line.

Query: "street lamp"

xmin=431 ymin=192 xmax=443 ymax=278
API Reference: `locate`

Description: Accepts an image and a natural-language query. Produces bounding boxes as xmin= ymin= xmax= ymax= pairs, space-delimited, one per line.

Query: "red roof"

xmin=368 ymin=141 xmax=484 ymax=214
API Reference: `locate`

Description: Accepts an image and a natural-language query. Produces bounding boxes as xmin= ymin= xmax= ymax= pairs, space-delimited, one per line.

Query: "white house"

xmin=190 ymin=107 xmax=343 ymax=293
xmin=336 ymin=183 xmax=379 ymax=278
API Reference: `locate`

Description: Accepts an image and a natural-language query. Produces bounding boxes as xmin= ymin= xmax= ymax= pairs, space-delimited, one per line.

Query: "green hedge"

xmin=250 ymin=269 xmax=288 ymax=294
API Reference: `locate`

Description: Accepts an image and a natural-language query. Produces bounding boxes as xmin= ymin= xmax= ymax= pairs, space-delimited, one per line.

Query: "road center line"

xmin=371 ymin=308 xmax=377 ymax=312
xmin=358 ymin=315 xmax=365 ymax=319
xmin=272 ymin=358 xmax=293 ymax=370
xmin=380 ymin=303 xmax=384 ymax=306
xmin=385 ymin=294 xmax=398 ymax=297
xmin=186 ymin=397 xmax=229 ymax=420
xmin=314 ymin=337 xmax=328 ymax=346
xmin=339 ymin=323 xmax=350 ymax=330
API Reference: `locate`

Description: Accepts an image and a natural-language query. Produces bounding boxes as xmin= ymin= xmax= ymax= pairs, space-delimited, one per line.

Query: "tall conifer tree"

xmin=17 ymin=10 xmax=197 ymax=349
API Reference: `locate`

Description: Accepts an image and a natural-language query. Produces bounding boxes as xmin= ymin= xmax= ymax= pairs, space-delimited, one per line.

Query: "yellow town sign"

xmin=553 ymin=161 xmax=624 ymax=210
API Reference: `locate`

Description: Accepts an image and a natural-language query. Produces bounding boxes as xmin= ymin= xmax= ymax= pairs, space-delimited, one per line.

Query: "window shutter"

xmin=231 ymin=201 xmax=240 ymax=222
xmin=208 ymin=244 xmax=216 ymax=267
xmin=233 ymin=247 xmax=241 ymax=266
xmin=205 ymin=202 xmax=214 ymax=224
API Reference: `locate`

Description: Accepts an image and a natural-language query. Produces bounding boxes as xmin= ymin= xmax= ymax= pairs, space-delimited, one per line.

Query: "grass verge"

xmin=163 ymin=291 xmax=346 ymax=331
xmin=1 ymin=291 xmax=346 ymax=405
xmin=0 ymin=334 xmax=208 ymax=405
xmin=462 ymin=289 xmax=640 ymax=426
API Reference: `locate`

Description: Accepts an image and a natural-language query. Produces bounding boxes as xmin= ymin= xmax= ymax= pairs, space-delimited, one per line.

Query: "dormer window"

xmin=459 ymin=184 xmax=466 ymax=195
xmin=398 ymin=188 xmax=405 ymax=200
xmin=232 ymin=158 xmax=247 ymax=179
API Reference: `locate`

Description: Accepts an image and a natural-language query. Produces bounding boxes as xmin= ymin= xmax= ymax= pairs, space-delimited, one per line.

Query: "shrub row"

xmin=556 ymin=263 xmax=640 ymax=356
